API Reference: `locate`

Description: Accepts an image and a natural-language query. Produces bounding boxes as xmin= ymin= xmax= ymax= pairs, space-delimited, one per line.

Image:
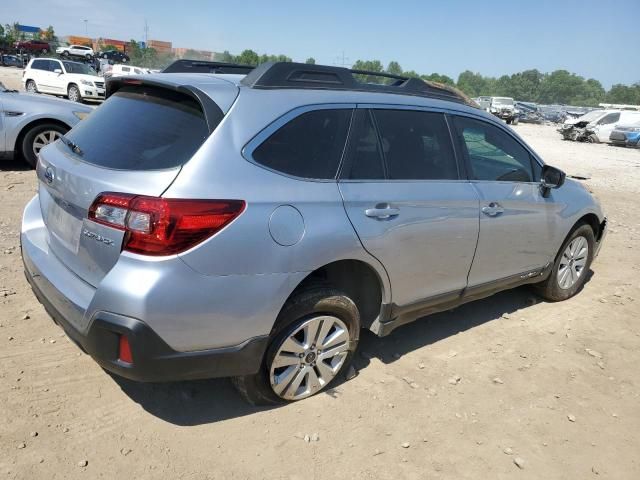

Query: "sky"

xmin=5 ymin=0 xmax=638 ymax=89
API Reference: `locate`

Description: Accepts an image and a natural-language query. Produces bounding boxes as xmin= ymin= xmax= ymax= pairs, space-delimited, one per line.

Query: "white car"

xmin=561 ymin=109 xmax=640 ymax=143
xmin=102 ymin=63 xmax=148 ymax=80
xmin=55 ymin=44 xmax=94 ymax=59
xmin=23 ymin=58 xmax=105 ymax=103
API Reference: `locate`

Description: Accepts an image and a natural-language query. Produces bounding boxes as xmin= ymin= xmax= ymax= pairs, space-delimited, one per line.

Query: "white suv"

xmin=23 ymin=58 xmax=105 ymax=103
xmin=56 ymin=44 xmax=94 ymax=59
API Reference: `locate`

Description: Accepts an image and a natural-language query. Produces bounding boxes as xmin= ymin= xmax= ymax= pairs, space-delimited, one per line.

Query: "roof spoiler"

xmin=162 ymin=59 xmax=254 ymax=75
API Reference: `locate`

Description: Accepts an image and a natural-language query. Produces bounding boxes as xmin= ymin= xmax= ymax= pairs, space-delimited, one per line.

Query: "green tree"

xmin=386 ymin=61 xmax=403 ymax=76
xmin=422 ymin=73 xmax=455 ymax=86
xmin=606 ymin=84 xmax=640 ymax=104
xmin=457 ymin=70 xmax=491 ymax=97
xmin=236 ymin=49 xmax=259 ymax=65
xmin=305 ymin=57 xmax=316 ymax=64
xmin=352 ymin=59 xmax=385 ymax=83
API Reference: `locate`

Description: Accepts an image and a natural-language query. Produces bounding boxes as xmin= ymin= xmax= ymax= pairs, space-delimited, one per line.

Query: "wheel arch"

xmin=575 ymin=212 xmax=603 ymax=242
xmin=14 ymin=118 xmax=71 ymax=159
xmin=281 ymin=259 xmax=388 ymax=331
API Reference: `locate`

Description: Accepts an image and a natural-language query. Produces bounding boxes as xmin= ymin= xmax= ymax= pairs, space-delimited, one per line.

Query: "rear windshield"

xmin=65 ymin=87 xmax=209 ymax=170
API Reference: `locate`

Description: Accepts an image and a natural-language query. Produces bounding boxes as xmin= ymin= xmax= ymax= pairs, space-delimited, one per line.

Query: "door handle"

xmin=365 ymin=205 xmax=400 ymax=219
xmin=481 ymin=202 xmax=504 ymax=216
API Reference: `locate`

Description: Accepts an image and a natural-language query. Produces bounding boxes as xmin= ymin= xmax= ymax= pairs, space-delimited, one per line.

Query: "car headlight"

xmin=628 ymin=127 xmax=640 ymax=132
xmin=80 ymin=79 xmax=94 ymax=86
xmin=73 ymin=111 xmax=90 ymax=120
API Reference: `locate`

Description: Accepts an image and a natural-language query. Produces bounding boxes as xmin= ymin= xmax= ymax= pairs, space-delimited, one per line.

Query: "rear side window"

xmin=65 ymin=87 xmax=210 ymax=170
xmin=252 ymin=109 xmax=352 ymax=179
xmin=31 ymin=59 xmax=48 ymax=71
xmin=373 ymin=109 xmax=459 ymax=180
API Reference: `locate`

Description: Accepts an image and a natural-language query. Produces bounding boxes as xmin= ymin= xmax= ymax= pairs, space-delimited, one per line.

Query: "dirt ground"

xmin=1 ymin=93 xmax=639 ymax=478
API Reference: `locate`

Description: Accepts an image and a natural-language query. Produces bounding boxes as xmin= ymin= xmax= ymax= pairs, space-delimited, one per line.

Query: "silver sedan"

xmin=0 ymin=81 xmax=93 ymax=166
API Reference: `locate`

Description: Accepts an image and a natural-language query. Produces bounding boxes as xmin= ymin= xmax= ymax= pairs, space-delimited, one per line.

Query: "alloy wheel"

xmin=32 ymin=130 xmax=62 ymax=156
xmin=26 ymin=81 xmax=37 ymax=93
xmin=557 ymin=236 xmax=588 ymax=289
xmin=270 ymin=315 xmax=350 ymax=401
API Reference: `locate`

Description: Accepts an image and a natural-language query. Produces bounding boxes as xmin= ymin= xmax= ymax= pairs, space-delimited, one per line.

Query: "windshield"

xmin=578 ymin=110 xmax=606 ymax=122
xmin=492 ymin=97 xmax=514 ymax=106
xmin=62 ymin=61 xmax=97 ymax=76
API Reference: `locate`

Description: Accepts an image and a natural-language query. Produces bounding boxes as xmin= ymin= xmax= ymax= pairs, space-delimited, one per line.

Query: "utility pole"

xmin=144 ymin=19 xmax=149 ymax=47
xmin=83 ymin=19 xmax=88 ymax=36
xmin=334 ymin=50 xmax=350 ymax=68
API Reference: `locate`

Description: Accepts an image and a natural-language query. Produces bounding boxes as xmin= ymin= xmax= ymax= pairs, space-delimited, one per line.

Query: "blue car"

xmin=609 ymin=122 xmax=640 ymax=147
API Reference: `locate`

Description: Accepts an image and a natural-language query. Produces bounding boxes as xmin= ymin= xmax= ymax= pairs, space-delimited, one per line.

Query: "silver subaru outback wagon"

xmin=22 ymin=62 xmax=607 ymax=404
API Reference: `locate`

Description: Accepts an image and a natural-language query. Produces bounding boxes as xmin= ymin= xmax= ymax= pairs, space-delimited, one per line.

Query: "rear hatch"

xmin=37 ymin=81 xmax=234 ymax=287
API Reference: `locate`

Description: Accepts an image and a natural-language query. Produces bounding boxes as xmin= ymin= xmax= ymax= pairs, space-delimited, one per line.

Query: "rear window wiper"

xmin=60 ymin=135 xmax=84 ymax=156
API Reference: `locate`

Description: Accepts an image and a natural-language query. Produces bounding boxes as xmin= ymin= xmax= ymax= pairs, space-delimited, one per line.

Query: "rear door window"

xmin=252 ymin=109 xmax=352 ymax=179
xmin=31 ymin=59 xmax=48 ymax=71
xmin=373 ymin=109 xmax=459 ymax=180
xmin=65 ymin=86 xmax=210 ymax=170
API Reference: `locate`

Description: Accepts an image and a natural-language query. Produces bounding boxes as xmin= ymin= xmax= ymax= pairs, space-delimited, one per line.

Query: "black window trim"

xmin=448 ymin=111 xmax=544 ymax=184
xmin=241 ymin=103 xmax=356 ymax=183
xmin=338 ymin=104 xmax=466 ymax=183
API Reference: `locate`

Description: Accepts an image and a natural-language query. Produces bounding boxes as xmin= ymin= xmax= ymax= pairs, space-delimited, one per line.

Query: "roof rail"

xmin=162 ymin=59 xmax=254 ymax=75
xmin=241 ymin=62 xmax=477 ymax=107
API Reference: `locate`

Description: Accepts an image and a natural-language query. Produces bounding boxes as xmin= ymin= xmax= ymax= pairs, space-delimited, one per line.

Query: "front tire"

xmin=25 ymin=80 xmax=38 ymax=93
xmin=67 ymin=84 xmax=82 ymax=103
xmin=21 ymin=123 xmax=67 ymax=167
xmin=232 ymin=286 xmax=361 ymax=405
xmin=533 ymin=223 xmax=595 ymax=301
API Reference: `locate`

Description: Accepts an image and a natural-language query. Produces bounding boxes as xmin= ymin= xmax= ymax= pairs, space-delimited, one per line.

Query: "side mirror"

xmin=540 ymin=165 xmax=565 ymax=196
xmin=53 ymin=68 xmax=62 ymax=74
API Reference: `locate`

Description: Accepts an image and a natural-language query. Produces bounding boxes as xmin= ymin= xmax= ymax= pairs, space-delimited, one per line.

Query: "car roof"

xmin=132 ymin=72 xmax=485 ymax=120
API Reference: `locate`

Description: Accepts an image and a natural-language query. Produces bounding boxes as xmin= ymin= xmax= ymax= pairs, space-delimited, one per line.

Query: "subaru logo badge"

xmin=44 ymin=166 xmax=54 ymax=184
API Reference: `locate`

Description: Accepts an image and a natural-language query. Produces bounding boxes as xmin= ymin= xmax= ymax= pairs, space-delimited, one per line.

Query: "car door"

xmin=339 ymin=107 xmax=480 ymax=309
xmin=592 ymin=112 xmax=621 ymax=142
xmin=48 ymin=60 xmax=66 ymax=94
xmin=29 ymin=59 xmax=54 ymax=92
xmin=450 ymin=114 xmax=556 ymax=288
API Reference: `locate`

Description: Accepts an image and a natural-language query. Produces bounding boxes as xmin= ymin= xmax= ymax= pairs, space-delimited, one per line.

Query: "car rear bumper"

xmin=23 ymin=268 xmax=267 ymax=381
xmin=21 ymin=195 xmax=271 ymax=381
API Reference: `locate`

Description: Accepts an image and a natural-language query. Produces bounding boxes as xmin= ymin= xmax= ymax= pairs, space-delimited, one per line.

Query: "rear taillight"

xmin=88 ymin=193 xmax=245 ymax=256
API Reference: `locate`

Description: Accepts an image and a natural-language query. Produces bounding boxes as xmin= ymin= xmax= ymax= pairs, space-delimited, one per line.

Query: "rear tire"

xmin=533 ymin=223 xmax=595 ymax=301
xmin=21 ymin=123 xmax=67 ymax=167
xmin=232 ymin=286 xmax=360 ymax=405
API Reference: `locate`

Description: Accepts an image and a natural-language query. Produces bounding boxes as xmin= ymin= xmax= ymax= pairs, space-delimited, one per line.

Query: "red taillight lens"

xmin=88 ymin=193 xmax=245 ymax=256
xmin=118 ymin=335 xmax=133 ymax=364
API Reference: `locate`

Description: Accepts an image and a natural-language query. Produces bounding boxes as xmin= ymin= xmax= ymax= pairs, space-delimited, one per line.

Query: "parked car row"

xmin=558 ymin=109 xmax=640 ymax=146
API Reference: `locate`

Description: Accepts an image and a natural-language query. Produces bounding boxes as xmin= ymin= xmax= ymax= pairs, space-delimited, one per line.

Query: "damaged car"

xmin=559 ymin=110 xmax=640 ymax=143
